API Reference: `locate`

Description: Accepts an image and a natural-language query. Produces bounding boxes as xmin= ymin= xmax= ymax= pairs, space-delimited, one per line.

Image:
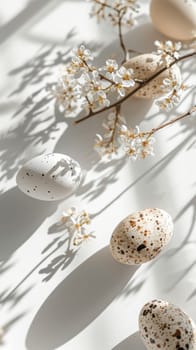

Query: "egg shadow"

xmin=26 ymin=246 xmax=138 ymax=350
xmin=0 ymin=187 xmax=57 ymax=262
xmin=112 ymin=331 xmax=145 ymax=350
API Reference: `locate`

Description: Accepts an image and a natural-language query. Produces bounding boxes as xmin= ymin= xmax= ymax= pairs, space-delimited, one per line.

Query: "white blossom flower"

xmin=87 ymin=90 xmax=110 ymax=110
xmin=135 ymin=134 xmax=155 ymax=159
xmin=73 ymin=232 xmax=96 ymax=246
xmin=72 ymin=44 xmax=94 ymax=62
xmin=113 ymin=66 xmax=135 ymax=96
xmin=119 ymin=125 xmax=155 ymax=160
xmin=94 ymin=132 xmax=117 ymax=156
xmin=100 ymin=59 xmax=119 ymax=79
xmin=60 ymin=207 xmax=77 ymax=228
xmin=156 ymin=77 xmax=188 ymax=111
xmin=154 ymin=40 xmax=182 ymax=66
xmin=49 ymin=76 xmax=79 ymax=113
xmin=60 ymin=207 xmax=94 ymax=246
xmin=88 ymin=0 xmax=140 ymax=27
xmin=94 ymin=111 xmax=127 ymax=157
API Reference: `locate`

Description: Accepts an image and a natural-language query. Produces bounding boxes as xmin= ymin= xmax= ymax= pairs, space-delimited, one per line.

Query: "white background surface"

xmin=0 ymin=1 xmax=196 ymax=349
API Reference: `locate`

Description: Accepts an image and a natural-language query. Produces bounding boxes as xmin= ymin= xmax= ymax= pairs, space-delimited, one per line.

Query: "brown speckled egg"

xmin=124 ymin=54 xmax=181 ymax=99
xmin=150 ymin=0 xmax=196 ymax=42
xmin=110 ymin=208 xmax=173 ymax=265
xmin=139 ymin=299 xmax=196 ymax=350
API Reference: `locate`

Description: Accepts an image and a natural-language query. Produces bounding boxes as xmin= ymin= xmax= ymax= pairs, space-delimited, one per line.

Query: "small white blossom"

xmin=72 ymin=44 xmax=94 ymax=62
xmin=49 ymin=76 xmax=79 ymax=113
xmin=87 ymin=90 xmax=110 ymax=110
xmin=60 ymin=207 xmax=94 ymax=246
xmin=154 ymin=40 xmax=182 ymax=66
xmin=156 ymin=77 xmax=188 ymax=111
xmin=119 ymin=125 xmax=155 ymax=160
xmin=113 ymin=66 xmax=135 ymax=96
xmin=73 ymin=232 xmax=96 ymax=246
xmin=100 ymin=59 xmax=119 ymax=79
xmin=89 ymin=0 xmax=140 ymax=27
xmin=94 ymin=111 xmax=122 ymax=156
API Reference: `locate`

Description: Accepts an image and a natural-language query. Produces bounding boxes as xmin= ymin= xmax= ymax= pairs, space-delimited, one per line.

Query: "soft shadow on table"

xmin=0 ymin=27 xmax=74 ymax=186
xmin=92 ymin=124 xmax=196 ymax=219
xmin=0 ymin=312 xmax=27 ymax=348
xmin=0 ymin=187 xmax=57 ymax=262
xmin=101 ymin=17 xmax=165 ymax=62
xmin=112 ymin=331 xmax=146 ymax=350
xmin=0 ymin=34 xmax=102 ymax=188
xmin=39 ymin=223 xmax=79 ymax=282
xmin=26 ymin=246 xmax=138 ymax=350
xmin=161 ymin=190 xmax=196 ymax=299
xmin=0 ymin=0 xmax=62 ymax=45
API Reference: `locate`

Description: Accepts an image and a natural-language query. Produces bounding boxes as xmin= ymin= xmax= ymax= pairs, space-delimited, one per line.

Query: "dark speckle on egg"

xmin=137 ymin=244 xmax=146 ymax=252
xmin=139 ymin=300 xmax=196 ymax=350
xmin=16 ymin=153 xmax=82 ymax=201
xmin=110 ymin=208 xmax=173 ymax=265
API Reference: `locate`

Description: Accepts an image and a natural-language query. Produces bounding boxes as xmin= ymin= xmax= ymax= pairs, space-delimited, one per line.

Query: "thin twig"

xmin=94 ymin=0 xmax=119 ymax=13
xmin=150 ymin=105 xmax=196 ymax=135
xmin=110 ymin=105 xmax=121 ymax=144
xmin=118 ymin=10 xmax=127 ymax=63
xmin=75 ymin=50 xmax=196 ymax=124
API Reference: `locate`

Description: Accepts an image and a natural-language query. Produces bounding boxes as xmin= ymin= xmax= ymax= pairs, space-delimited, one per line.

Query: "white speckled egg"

xmin=124 ymin=54 xmax=181 ymax=99
xmin=16 ymin=153 xmax=82 ymax=201
xmin=150 ymin=0 xmax=196 ymax=41
xmin=139 ymin=299 xmax=196 ymax=350
xmin=110 ymin=208 xmax=173 ymax=265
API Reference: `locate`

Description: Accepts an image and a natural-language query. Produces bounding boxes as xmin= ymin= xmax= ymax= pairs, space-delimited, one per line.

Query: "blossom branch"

xmin=75 ymin=50 xmax=196 ymax=124
xmin=94 ymin=105 xmax=122 ymax=155
xmin=116 ymin=104 xmax=196 ymax=160
xmin=93 ymin=0 xmax=118 ymax=13
xmin=118 ymin=9 xmax=128 ymax=63
xmin=90 ymin=0 xmax=139 ymax=60
xmin=109 ymin=105 xmax=121 ymax=144
xmin=149 ymin=105 xmax=196 ymax=136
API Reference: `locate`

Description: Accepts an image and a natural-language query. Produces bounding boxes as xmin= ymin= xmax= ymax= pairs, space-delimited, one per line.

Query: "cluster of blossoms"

xmin=88 ymin=0 xmax=140 ymax=26
xmin=154 ymin=40 xmax=182 ymax=66
xmin=156 ymin=77 xmax=188 ymax=111
xmin=94 ymin=111 xmax=119 ymax=156
xmin=154 ymin=40 xmax=188 ymax=111
xmin=50 ymin=45 xmax=136 ymax=114
xmin=118 ymin=124 xmax=155 ymax=160
xmin=51 ymin=39 xmax=187 ymax=117
xmin=94 ymin=110 xmax=155 ymax=160
xmin=50 ymin=38 xmax=191 ymax=161
xmin=60 ymin=207 xmax=96 ymax=246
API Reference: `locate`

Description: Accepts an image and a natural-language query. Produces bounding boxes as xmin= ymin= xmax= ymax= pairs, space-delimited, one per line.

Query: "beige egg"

xmin=150 ymin=0 xmax=196 ymax=41
xmin=139 ymin=299 xmax=196 ymax=350
xmin=110 ymin=208 xmax=173 ymax=265
xmin=124 ymin=54 xmax=181 ymax=99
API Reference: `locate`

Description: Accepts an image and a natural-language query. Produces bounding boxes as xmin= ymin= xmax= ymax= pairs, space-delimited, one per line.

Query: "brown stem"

xmin=150 ymin=105 xmax=196 ymax=135
xmin=93 ymin=1 xmax=135 ymax=62
xmin=110 ymin=105 xmax=121 ymax=144
xmin=118 ymin=10 xmax=127 ymax=63
xmin=75 ymin=50 xmax=196 ymax=124
xmin=94 ymin=0 xmax=119 ymax=13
